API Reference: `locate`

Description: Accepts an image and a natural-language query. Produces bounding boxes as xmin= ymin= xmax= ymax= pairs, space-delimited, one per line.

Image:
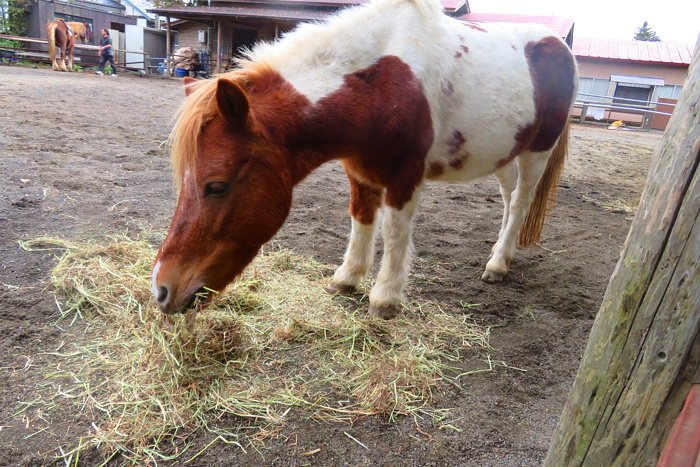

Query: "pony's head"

xmin=81 ymin=23 xmax=91 ymax=43
xmin=73 ymin=22 xmax=90 ymax=43
xmin=152 ymin=75 xmax=295 ymax=314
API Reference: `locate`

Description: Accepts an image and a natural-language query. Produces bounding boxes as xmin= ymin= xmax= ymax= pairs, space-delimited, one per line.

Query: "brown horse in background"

xmin=46 ymin=20 xmax=90 ymax=72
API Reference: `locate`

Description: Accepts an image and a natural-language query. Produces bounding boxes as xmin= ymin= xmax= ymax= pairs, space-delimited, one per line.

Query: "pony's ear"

xmin=216 ymin=78 xmax=250 ymax=127
xmin=183 ymin=77 xmax=197 ymax=96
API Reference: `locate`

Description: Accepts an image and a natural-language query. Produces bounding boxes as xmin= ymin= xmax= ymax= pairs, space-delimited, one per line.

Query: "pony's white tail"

xmin=47 ymin=23 xmax=57 ymax=59
xmin=372 ymin=0 xmax=443 ymax=16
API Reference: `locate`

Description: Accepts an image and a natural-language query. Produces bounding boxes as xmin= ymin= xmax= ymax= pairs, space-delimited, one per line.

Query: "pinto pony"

xmin=46 ymin=20 xmax=90 ymax=72
xmin=152 ymin=0 xmax=578 ymax=319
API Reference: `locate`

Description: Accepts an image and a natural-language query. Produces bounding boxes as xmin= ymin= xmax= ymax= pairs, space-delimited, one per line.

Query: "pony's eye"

xmin=204 ymin=182 xmax=229 ymax=196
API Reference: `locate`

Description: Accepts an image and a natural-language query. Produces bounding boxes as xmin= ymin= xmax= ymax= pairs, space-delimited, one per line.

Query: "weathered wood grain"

xmin=545 ymin=39 xmax=700 ymax=467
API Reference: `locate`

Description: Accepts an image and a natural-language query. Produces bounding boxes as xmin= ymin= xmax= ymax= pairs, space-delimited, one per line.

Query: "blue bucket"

xmin=175 ymin=68 xmax=188 ymax=77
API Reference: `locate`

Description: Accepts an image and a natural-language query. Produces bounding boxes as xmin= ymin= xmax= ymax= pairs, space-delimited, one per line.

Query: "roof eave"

xmin=575 ymin=55 xmax=690 ymax=66
xmin=147 ymin=7 xmax=331 ymax=22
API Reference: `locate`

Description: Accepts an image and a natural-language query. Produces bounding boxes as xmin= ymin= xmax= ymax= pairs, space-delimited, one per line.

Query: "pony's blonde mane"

xmin=168 ymin=0 xmax=443 ymax=190
xmin=169 ymin=67 xmax=265 ymax=189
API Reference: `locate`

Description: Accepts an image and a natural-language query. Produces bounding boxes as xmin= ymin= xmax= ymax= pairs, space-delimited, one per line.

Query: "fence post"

xmin=580 ymin=104 xmax=588 ymax=123
xmin=166 ymin=17 xmax=171 ymax=76
xmin=544 ymin=39 xmax=700 ymax=466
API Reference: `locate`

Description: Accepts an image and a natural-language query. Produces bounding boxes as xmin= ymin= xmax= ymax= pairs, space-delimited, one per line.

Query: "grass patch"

xmin=20 ymin=234 xmax=492 ymax=465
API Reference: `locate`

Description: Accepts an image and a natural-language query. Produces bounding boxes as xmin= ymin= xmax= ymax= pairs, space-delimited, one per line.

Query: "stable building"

xmin=572 ymin=37 xmax=693 ymax=129
xmin=149 ymin=0 xmax=472 ymax=74
xmin=148 ymin=0 xmax=580 ymax=78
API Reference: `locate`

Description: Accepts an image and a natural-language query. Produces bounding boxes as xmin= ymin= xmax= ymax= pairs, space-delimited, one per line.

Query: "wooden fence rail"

xmin=0 ymin=34 xmax=148 ymax=71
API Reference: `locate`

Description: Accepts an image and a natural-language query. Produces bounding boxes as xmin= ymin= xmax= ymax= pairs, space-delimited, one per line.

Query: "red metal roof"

xmin=573 ymin=37 xmax=693 ymax=65
xmin=458 ymin=12 xmax=574 ymax=39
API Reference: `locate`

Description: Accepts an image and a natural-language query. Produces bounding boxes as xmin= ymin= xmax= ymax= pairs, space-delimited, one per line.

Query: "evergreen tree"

xmin=0 ymin=0 xmax=7 ymax=33
xmin=634 ymin=21 xmax=661 ymax=41
xmin=0 ymin=0 xmax=28 ymax=36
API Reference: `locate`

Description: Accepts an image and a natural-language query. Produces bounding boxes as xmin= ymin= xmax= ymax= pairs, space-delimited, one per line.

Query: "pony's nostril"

xmin=157 ymin=285 xmax=169 ymax=304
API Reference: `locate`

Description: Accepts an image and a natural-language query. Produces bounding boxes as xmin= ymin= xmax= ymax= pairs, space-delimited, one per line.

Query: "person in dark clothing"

xmin=95 ymin=29 xmax=117 ymax=76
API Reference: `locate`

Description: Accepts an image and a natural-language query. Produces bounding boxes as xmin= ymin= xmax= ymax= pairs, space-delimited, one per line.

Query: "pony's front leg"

xmin=368 ymin=185 xmax=422 ymax=319
xmin=482 ymin=151 xmax=550 ymax=282
xmin=327 ymin=177 xmax=383 ymax=295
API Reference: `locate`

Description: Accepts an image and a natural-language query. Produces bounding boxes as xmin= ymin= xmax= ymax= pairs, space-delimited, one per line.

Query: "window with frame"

xmin=613 ymin=84 xmax=652 ymax=106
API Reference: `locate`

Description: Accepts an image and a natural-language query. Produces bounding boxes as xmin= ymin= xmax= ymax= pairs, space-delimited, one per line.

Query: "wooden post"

xmin=580 ymin=104 xmax=588 ymax=123
xmin=165 ymin=17 xmax=171 ymax=76
xmin=545 ymin=39 xmax=700 ymax=466
xmin=216 ymin=20 xmax=222 ymax=75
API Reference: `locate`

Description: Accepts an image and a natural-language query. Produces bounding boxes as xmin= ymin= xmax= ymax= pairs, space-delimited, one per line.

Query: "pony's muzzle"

xmin=155 ymin=285 xmax=172 ymax=311
xmin=152 ymin=260 xmax=204 ymax=314
xmin=153 ymin=282 xmax=202 ymax=314
xmin=153 ymin=282 xmax=181 ymax=314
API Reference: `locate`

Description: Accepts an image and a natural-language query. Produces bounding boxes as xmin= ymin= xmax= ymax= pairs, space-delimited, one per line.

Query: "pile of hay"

xmin=172 ymin=47 xmax=199 ymax=72
xmin=21 ymin=234 xmax=492 ymax=464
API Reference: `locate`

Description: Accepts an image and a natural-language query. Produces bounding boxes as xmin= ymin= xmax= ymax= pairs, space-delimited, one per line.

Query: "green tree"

xmin=0 ymin=0 xmax=29 ymax=36
xmin=0 ymin=0 xmax=11 ymax=34
xmin=634 ymin=21 xmax=661 ymax=41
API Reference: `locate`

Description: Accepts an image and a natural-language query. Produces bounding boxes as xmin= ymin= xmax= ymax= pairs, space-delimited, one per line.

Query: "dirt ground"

xmin=0 ymin=65 xmax=660 ymax=466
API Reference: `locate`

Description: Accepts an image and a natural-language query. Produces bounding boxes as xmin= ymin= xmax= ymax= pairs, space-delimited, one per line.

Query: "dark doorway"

xmin=232 ymin=28 xmax=257 ymax=57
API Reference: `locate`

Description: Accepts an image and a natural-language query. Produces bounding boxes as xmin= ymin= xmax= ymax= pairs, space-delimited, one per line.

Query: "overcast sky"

xmin=467 ymin=0 xmax=700 ymax=46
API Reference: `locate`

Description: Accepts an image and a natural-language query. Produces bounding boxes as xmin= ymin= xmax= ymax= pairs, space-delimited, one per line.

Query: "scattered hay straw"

xmin=19 ymin=233 xmax=493 ymax=464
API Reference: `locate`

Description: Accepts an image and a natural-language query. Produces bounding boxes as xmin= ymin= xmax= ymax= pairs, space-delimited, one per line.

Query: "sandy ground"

xmin=0 ymin=64 xmax=660 ymax=466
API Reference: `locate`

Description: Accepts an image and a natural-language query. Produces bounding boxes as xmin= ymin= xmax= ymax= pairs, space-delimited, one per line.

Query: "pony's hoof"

xmin=368 ymin=304 xmax=398 ymax=320
xmin=481 ymin=269 xmax=506 ymax=283
xmin=325 ymin=282 xmax=355 ymax=295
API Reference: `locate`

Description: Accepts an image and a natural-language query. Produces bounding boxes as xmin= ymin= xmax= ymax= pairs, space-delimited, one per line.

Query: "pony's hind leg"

xmin=481 ymin=150 xmax=550 ymax=283
xmin=368 ymin=185 xmax=423 ymax=319
xmin=59 ymin=44 xmax=68 ymax=71
xmin=327 ymin=177 xmax=383 ymax=295
xmin=491 ymin=161 xmax=518 ymax=257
